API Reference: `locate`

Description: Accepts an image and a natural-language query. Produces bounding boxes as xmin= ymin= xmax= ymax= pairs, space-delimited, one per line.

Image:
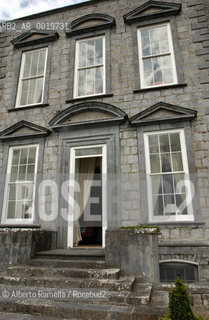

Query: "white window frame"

xmin=15 ymin=47 xmax=48 ymax=108
xmin=144 ymin=129 xmax=194 ymax=222
xmin=137 ymin=22 xmax=178 ymax=89
xmin=74 ymin=35 xmax=106 ymax=98
xmin=68 ymin=144 xmax=107 ymax=248
xmin=2 ymin=144 xmax=39 ymax=225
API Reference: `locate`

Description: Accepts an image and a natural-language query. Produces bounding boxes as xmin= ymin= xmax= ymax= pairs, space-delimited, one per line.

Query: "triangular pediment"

xmin=130 ymin=102 xmax=197 ymax=126
xmin=66 ymin=13 xmax=115 ymax=37
xmin=49 ymin=102 xmax=127 ymax=130
xmin=11 ymin=30 xmax=59 ymax=48
xmin=0 ymin=120 xmax=51 ymax=141
xmin=124 ymin=1 xmax=182 ymax=24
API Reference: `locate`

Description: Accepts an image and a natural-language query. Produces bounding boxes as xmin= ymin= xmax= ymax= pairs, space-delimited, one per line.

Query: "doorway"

xmin=68 ymin=145 xmax=107 ymax=248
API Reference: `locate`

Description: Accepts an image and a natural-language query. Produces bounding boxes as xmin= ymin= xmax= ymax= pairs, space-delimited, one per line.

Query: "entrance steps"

xmin=0 ymin=248 xmax=166 ymax=319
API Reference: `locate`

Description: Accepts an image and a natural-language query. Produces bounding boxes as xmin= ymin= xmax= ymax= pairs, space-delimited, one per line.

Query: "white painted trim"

xmin=159 ymin=260 xmax=199 ymax=266
xmin=15 ymin=47 xmax=48 ymax=108
xmin=68 ymin=144 xmax=107 ymax=248
xmin=144 ymin=129 xmax=194 ymax=223
xmin=2 ymin=144 xmax=39 ymax=225
xmin=137 ymin=22 xmax=178 ymax=89
xmin=74 ymin=35 xmax=106 ymax=98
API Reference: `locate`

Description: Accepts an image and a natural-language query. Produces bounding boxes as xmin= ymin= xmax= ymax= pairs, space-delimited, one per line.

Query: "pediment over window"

xmin=11 ymin=30 xmax=59 ymax=48
xmin=0 ymin=120 xmax=51 ymax=141
xmin=123 ymin=0 xmax=182 ymax=24
xmin=130 ymin=102 xmax=197 ymax=126
xmin=49 ymin=102 xmax=127 ymax=130
xmin=66 ymin=13 xmax=115 ymax=37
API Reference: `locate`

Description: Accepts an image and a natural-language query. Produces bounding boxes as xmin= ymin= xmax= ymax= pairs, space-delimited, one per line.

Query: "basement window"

xmin=160 ymin=262 xmax=199 ymax=283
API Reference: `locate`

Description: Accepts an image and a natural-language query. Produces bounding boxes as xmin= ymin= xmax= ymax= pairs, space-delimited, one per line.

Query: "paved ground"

xmin=0 ymin=312 xmax=69 ymax=320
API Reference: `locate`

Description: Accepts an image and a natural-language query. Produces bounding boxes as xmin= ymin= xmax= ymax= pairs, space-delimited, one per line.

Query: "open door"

xmin=68 ymin=145 xmax=107 ymax=248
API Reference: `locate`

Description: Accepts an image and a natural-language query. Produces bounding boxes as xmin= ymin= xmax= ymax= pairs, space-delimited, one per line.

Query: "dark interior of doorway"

xmin=78 ymin=159 xmax=102 ymax=247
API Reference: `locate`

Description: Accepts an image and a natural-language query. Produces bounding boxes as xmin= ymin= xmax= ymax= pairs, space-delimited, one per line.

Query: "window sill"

xmin=0 ymin=224 xmax=41 ymax=229
xmin=66 ymin=93 xmax=113 ymax=104
xmin=159 ymin=240 xmax=209 ymax=247
xmin=147 ymin=221 xmax=205 ymax=227
xmin=133 ymin=83 xmax=187 ymax=94
xmin=8 ymin=103 xmax=49 ymax=112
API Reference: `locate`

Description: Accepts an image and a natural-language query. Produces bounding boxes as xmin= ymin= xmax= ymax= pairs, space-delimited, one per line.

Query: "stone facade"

xmin=0 ymin=0 xmax=209 ymax=282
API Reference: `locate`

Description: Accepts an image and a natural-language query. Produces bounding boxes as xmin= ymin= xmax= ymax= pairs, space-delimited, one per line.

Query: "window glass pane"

xmin=149 ymin=135 xmax=159 ymax=154
xmin=30 ymin=51 xmax=39 ymax=76
xmin=37 ymin=49 xmax=46 ymax=75
xmin=20 ymin=80 xmax=29 ymax=106
xmin=144 ymin=72 xmax=154 ymax=87
xmin=176 ymin=193 xmax=187 ymax=215
xmin=20 ymin=93 xmax=27 ymax=106
xmin=79 ymin=42 xmax=86 ymax=68
xmin=170 ymin=133 xmax=181 ymax=152
xmin=172 ymin=152 xmax=183 ymax=172
xmin=139 ymin=23 xmax=176 ymax=88
xmin=20 ymin=148 xmax=28 ymax=165
xmin=161 ymin=154 xmax=172 ymax=173
xmin=143 ymin=59 xmax=152 ymax=73
xmin=151 ymin=176 xmax=162 ymax=195
xmin=19 ymin=49 xmax=46 ymax=107
xmin=175 ymin=173 xmax=186 ymax=193
xmin=27 ymin=79 xmax=36 ymax=105
xmin=163 ymin=68 xmax=173 ymax=84
xmin=35 ymin=89 xmax=43 ymax=104
xmin=160 ymin=134 xmax=170 ymax=153
xmin=16 ymin=201 xmax=25 ymax=219
xmin=159 ymin=26 xmax=169 ymax=53
xmin=28 ymin=147 xmax=36 ymax=164
xmin=164 ymin=194 xmax=176 ymax=215
xmin=86 ymin=80 xmax=94 ymax=95
xmin=27 ymin=165 xmax=35 ymax=181
xmin=6 ymin=147 xmax=37 ymax=221
xmin=86 ymin=39 xmax=95 ymax=66
xmin=152 ymin=40 xmax=160 ymax=55
xmin=150 ymin=28 xmax=160 ymax=55
xmin=95 ymin=67 xmax=103 ymax=93
xmin=76 ymin=37 xmax=104 ymax=97
xmin=150 ymin=154 xmax=160 ymax=173
xmin=95 ymin=79 xmax=103 ymax=94
xmin=153 ymin=195 xmax=164 ymax=216
xmin=147 ymin=131 xmax=191 ymax=219
xmin=141 ymin=29 xmax=150 ymax=56
xmin=160 ymin=263 xmax=198 ymax=283
xmin=7 ymin=201 xmax=16 ymax=219
xmin=75 ymin=147 xmax=102 ymax=157
xmin=18 ymin=165 xmax=27 ymax=180
xmin=10 ymin=166 xmax=18 ymax=182
xmin=153 ymin=57 xmax=163 ymax=84
xmin=12 ymin=149 xmax=20 ymax=165
xmin=95 ymin=38 xmax=103 ymax=64
xmin=21 ymin=80 xmax=29 ymax=94
xmin=166 ymin=266 xmax=175 ymax=281
xmin=8 ymin=184 xmax=16 ymax=200
xmin=162 ymin=174 xmax=174 ymax=194
xmin=78 ymin=70 xmax=85 ymax=96
xmin=23 ymin=52 xmax=32 ymax=78
xmin=161 ymin=56 xmax=173 ymax=84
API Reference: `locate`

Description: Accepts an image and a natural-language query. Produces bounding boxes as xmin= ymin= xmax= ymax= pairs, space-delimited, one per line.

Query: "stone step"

xmin=0 ymin=275 xmax=135 ymax=292
xmin=0 ymin=283 xmax=152 ymax=306
xmin=35 ymin=248 xmax=105 ymax=260
xmin=0 ymin=297 xmax=165 ymax=319
xmin=29 ymin=258 xmax=106 ymax=269
xmin=150 ymin=290 xmax=169 ymax=308
xmin=0 ymin=311 xmax=70 ymax=320
xmin=4 ymin=265 xmax=120 ymax=280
